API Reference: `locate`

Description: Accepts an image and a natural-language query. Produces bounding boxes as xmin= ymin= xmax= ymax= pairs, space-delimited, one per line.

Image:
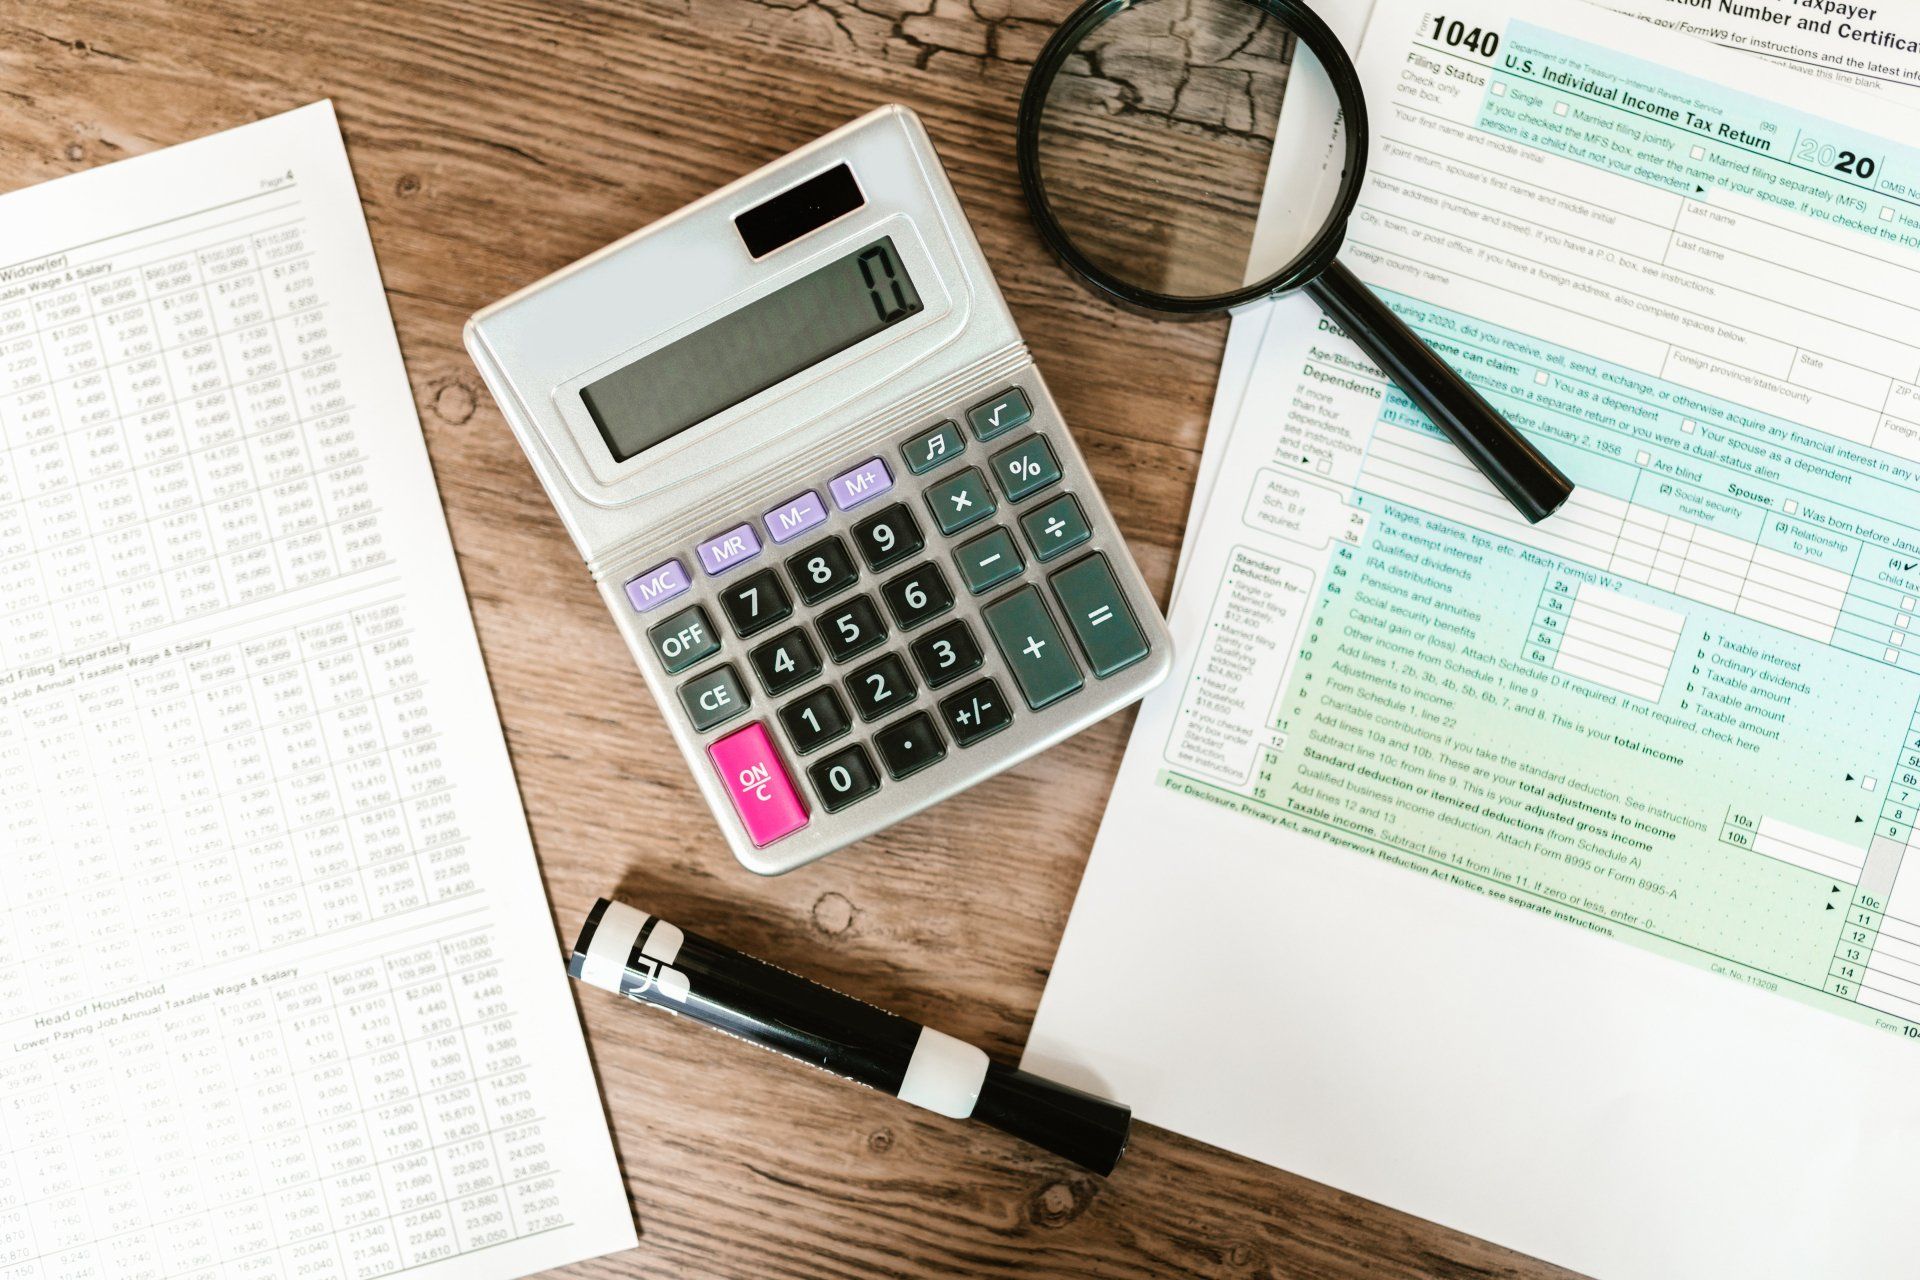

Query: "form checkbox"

xmin=1690 ymin=145 xmax=1706 ymax=160
xmin=1899 ymin=614 xmax=1911 ymax=627
xmin=1534 ymin=370 xmax=1549 ymax=385
xmin=1883 ymin=207 xmax=1896 ymax=222
xmin=1865 ymin=775 xmax=1881 ymax=790
xmin=1636 ymin=450 xmax=1651 ymax=465
xmin=1553 ymin=101 xmax=1569 ymax=116
xmin=1681 ymin=419 xmax=1696 ymax=434
xmin=1783 ymin=499 xmax=1798 ymax=514
xmin=1316 ymin=459 xmax=1331 ymax=474
xmin=1895 ymin=632 xmax=1907 ymax=646
xmin=1491 ymin=82 xmax=1508 ymax=97
xmin=1905 ymin=595 xmax=1916 ymax=610
xmin=1888 ymin=648 xmax=1902 ymax=661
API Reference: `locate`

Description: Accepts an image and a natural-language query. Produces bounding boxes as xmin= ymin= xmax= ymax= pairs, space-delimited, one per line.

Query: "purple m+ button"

xmin=829 ymin=457 xmax=892 ymax=511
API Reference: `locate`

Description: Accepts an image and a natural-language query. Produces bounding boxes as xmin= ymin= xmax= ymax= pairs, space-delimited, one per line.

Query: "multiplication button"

xmin=924 ymin=467 xmax=996 ymax=535
xmin=981 ymin=586 xmax=1083 ymax=710
xmin=1050 ymin=553 xmax=1148 ymax=677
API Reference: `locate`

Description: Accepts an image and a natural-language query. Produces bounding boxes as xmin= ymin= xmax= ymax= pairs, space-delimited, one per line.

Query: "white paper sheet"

xmin=0 ymin=103 xmax=634 ymax=1280
xmin=1028 ymin=2 xmax=1920 ymax=1275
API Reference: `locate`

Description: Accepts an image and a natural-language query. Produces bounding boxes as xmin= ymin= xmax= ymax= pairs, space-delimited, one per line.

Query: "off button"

xmin=648 ymin=604 xmax=720 ymax=674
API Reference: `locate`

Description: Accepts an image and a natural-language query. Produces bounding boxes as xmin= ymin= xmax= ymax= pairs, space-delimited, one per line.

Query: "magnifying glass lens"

xmin=1032 ymin=0 xmax=1349 ymax=299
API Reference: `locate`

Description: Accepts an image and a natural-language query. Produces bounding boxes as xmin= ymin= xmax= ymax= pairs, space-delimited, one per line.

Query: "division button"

xmin=829 ymin=457 xmax=893 ymax=510
xmin=624 ymin=558 xmax=690 ymax=612
xmin=708 ymin=721 xmax=808 ymax=846
xmin=679 ymin=664 xmax=748 ymax=732
xmin=1019 ymin=493 xmax=1091 ymax=562
xmin=875 ymin=711 xmax=946 ymax=779
xmin=902 ymin=421 xmax=965 ymax=474
xmin=909 ymin=619 xmax=984 ymax=689
xmin=647 ymin=604 xmax=720 ymax=674
xmin=762 ymin=490 xmax=827 ymax=544
xmin=966 ymin=387 xmax=1031 ymax=441
xmin=938 ymin=677 xmax=1014 ymax=747
xmin=989 ymin=435 xmax=1061 ymax=503
xmin=981 ymin=585 xmax=1083 ymax=710
xmin=1050 ymin=553 xmax=1149 ymax=677
xmin=809 ymin=743 xmax=881 ymax=813
xmin=953 ymin=526 xmax=1024 ymax=595
xmin=924 ymin=466 xmax=996 ymax=536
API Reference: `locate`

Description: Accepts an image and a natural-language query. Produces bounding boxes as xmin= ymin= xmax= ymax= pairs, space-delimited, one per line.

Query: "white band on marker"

xmin=580 ymin=901 xmax=648 ymax=994
xmin=896 ymin=1027 xmax=989 ymax=1119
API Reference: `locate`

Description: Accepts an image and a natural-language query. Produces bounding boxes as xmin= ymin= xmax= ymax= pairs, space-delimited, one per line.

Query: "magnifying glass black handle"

xmin=1305 ymin=259 xmax=1574 ymax=524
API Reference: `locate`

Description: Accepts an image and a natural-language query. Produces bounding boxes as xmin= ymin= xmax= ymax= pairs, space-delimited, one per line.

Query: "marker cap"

xmin=972 ymin=1062 xmax=1132 ymax=1175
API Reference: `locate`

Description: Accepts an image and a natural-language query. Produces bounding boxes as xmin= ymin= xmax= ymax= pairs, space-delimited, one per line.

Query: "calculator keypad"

xmin=630 ymin=380 xmax=1160 ymax=862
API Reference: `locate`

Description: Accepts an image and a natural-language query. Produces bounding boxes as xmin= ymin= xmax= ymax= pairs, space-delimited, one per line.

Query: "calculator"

xmin=465 ymin=105 xmax=1171 ymax=874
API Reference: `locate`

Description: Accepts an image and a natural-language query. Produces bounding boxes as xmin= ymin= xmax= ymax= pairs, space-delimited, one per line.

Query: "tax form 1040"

xmin=1026 ymin=0 xmax=1920 ymax=1277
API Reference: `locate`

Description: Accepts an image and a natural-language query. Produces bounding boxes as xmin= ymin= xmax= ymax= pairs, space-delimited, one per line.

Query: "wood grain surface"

xmin=0 ymin=2 xmax=1580 ymax=1277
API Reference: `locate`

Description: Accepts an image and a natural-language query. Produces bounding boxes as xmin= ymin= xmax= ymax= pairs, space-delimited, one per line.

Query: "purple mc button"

xmin=829 ymin=457 xmax=893 ymax=511
xmin=624 ymin=559 xmax=690 ymax=613
xmin=762 ymin=491 xmax=827 ymax=544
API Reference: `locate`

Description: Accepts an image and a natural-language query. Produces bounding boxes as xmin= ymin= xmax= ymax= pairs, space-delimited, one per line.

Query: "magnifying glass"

xmin=1017 ymin=0 xmax=1575 ymax=524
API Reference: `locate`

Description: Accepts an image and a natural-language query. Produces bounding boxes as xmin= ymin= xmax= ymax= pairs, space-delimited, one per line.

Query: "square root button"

xmin=830 ymin=458 xmax=893 ymax=510
xmin=698 ymin=524 xmax=761 ymax=575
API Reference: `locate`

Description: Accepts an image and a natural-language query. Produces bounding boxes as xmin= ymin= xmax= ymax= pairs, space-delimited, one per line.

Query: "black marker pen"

xmin=569 ymin=898 xmax=1131 ymax=1174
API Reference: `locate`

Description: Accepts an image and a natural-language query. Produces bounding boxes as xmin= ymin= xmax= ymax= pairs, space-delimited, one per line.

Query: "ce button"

xmin=680 ymin=664 xmax=749 ymax=732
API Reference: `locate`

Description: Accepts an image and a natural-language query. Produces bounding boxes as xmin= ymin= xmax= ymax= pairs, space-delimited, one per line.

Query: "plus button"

xmin=1022 ymin=635 xmax=1046 ymax=659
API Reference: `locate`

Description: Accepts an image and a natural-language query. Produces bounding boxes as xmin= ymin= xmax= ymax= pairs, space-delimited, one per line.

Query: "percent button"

xmin=990 ymin=435 xmax=1061 ymax=503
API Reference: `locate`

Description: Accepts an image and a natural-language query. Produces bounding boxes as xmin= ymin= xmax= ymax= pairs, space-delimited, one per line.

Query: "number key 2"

xmin=846 ymin=653 xmax=915 ymax=722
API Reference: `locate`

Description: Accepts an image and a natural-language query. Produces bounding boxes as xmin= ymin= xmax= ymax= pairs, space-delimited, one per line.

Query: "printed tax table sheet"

xmin=1027 ymin=0 xmax=1920 ymax=1276
xmin=0 ymin=105 xmax=632 ymax=1279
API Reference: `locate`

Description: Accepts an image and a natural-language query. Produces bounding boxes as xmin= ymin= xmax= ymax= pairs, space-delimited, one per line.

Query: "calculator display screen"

xmin=581 ymin=237 xmax=924 ymax=463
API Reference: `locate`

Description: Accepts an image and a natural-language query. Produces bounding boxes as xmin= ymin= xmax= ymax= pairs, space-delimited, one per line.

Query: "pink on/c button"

xmin=708 ymin=722 xmax=808 ymax=846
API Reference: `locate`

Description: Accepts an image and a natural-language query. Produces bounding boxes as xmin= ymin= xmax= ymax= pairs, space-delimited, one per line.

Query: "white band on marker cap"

xmin=580 ymin=901 xmax=647 ymax=994
xmin=896 ymin=1027 xmax=989 ymax=1119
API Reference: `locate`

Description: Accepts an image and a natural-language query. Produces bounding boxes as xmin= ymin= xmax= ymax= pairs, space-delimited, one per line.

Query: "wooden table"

xmin=0 ymin=3 xmax=1576 ymax=1275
